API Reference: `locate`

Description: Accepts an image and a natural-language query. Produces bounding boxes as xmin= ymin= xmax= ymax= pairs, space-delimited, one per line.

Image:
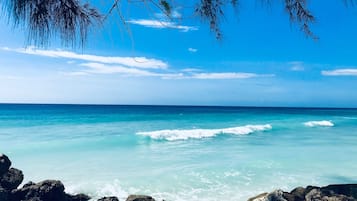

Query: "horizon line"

xmin=0 ymin=102 xmax=356 ymax=110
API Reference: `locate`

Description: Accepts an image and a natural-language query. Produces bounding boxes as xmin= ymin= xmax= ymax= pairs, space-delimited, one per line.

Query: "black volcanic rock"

xmin=126 ymin=195 xmax=155 ymax=201
xmin=98 ymin=196 xmax=120 ymax=201
xmin=283 ymin=187 xmax=308 ymax=201
xmin=248 ymin=184 xmax=357 ymax=201
xmin=11 ymin=180 xmax=67 ymax=201
xmin=0 ymin=168 xmax=24 ymax=190
xmin=0 ymin=154 xmax=11 ymax=176
xmin=322 ymin=184 xmax=357 ymax=198
xmin=0 ymin=186 xmax=9 ymax=201
xmin=67 ymin=193 xmax=91 ymax=201
xmin=266 ymin=190 xmax=288 ymax=201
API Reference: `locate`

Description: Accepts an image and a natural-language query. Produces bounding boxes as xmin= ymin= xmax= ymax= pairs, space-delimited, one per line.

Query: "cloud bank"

xmin=2 ymin=47 xmax=167 ymax=69
xmin=2 ymin=47 xmax=274 ymax=80
xmin=322 ymin=69 xmax=357 ymax=76
xmin=127 ymin=19 xmax=198 ymax=32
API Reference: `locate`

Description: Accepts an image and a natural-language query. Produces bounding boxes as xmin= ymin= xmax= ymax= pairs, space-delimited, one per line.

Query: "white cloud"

xmin=126 ymin=19 xmax=198 ymax=32
xmin=190 ymin=73 xmax=259 ymax=79
xmin=171 ymin=10 xmax=182 ymax=18
xmin=289 ymin=61 xmax=305 ymax=71
xmin=155 ymin=10 xmax=182 ymax=19
xmin=80 ymin=63 xmax=156 ymax=76
xmin=2 ymin=47 xmax=168 ymax=69
xmin=67 ymin=60 xmax=76 ymax=64
xmin=75 ymin=62 xmax=184 ymax=78
xmin=70 ymin=62 xmax=273 ymax=80
xmin=321 ymin=69 xmax=357 ymax=76
xmin=188 ymin=48 xmax=198 ymax=53
xmin=181 ymin=68 xmax=202 ymax=72
xmin=164 ymin=72 xmax=274 ymax=80
xmin=2 ymin=46 xmax=274 ymax=80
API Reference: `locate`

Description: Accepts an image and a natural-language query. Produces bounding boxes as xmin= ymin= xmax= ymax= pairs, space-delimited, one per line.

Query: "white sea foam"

xmin=137 ymin=124 xmax=272 ymax=141
xmin=304 ymin=120 xmax=334 ymax=127
xmin=342 ymin=116 xmax=357 ymax=120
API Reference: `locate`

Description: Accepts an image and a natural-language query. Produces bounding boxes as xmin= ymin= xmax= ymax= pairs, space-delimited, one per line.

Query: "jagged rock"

xmin=0 ymin=154 xmax=11 ymax=176
xmin=305 ymin=188 xmax=322 ymax=201
xmin=0 ymin=168 xmax=24 ymax=190
xmin=247 ymin=190 xmax=288 ymax=201
xmin=322 ymin=185 xmax=357 ymax=199
xmin=267 ymin=190 xmax=288 ymax=201
xmin=11 ymin=180 xmax=66 ymax=201
xmin=0 ymin=186 xmax=9 ymax=201
xmin=67 ymin=193 xmax=91 ymax=201
xmin=304 ymin=188 xmax=356 ymax=201
xmin=126 ymin=195 xmax=155 ymax=201
xmin=249 ymin=185 xmax=357 ymax=201
xmin=98 ymin=196 xmax=119 ymax=201
xmin=248 ymin=192 xmax=268 ymax=201
xmin=283 ymin=187 xmax=307 ymax=201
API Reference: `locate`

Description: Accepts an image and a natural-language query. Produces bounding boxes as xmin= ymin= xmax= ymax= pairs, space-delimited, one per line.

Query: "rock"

xmin=249 ymin=185 xmax=357 ymax=201
xmin=126 ymin=195 xmax=155 ymax=201
xmin=267 ymin=190 xmax=288 ymax=201
xmin=305 ymin=188 xmax=322 ymax=201
xmin=0 ymin=168 xmax=24 ymax=190
xmin=302 ymin=186 xmax=357 ymax=201
xmin=98 ymin=197 xmax=119 ymax=201
xmin=11 ymin=180 xmax=66 ymax=201
xmin=322 ymin=185 xmax=357 ymax=199
xmin=0 ymin=154 xmax=11 ymax=176
xmin=247 ymin=190 xmax=288 ymax=201
xmin=67 ymin=193 xmax=91 ymax=201
xmin=324 ymin=195 xmax=356 ymax=201
xmin=0 ymin=186 xmax=9 ymax=201
xmin=283 ymin=187 xmax=307 ymax=201
xmin=248 ymin=192 xmax=269 ymax=201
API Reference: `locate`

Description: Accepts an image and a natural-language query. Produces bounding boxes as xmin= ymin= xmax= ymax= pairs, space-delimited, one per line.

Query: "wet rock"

xmin=11 ymin=180 xmax=66 ymax=201
xmin=67 ymin=193 xmax=91 ymax=201
xmin=0 ymin=186 xmax=9 ymax=201
xmin=247 ymin=190 xmax=288 ymax=201
xmin=305 ymin=188 xmax=322 ymax=201
xmin=0 ymin=154 xmax=11 ymax=176
xmin=98 ymin=197 xmax=119 ymax=201
xmin=249 ymin=185 xmax=357 ymax=201
xmin=322 ymin=184 xmax=357 ymax=199
xmin=283 ymin=187 xmax=307 ymax=201
xmin=267 ymin=190 xmax=288 ymax=201
xmin=0 ymin=168 xmax=24 ymax=190
xmin=248 ymin=192 xmax=268 ymax=201
xmin=126 ymin=195 xmax=155 ymax=201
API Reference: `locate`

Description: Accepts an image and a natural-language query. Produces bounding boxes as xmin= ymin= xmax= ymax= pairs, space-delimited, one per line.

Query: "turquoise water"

xmin=1 ymin=104 xmax=357 ymax=201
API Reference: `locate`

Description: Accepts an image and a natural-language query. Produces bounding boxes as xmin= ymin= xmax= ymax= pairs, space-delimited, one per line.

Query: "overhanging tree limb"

xmin=1 ymin=0 xmax=355 ymax=47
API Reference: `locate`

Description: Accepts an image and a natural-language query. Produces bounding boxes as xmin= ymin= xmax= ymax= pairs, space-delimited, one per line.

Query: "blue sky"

xmin=0 ymin=1 xmax=357 ymax=107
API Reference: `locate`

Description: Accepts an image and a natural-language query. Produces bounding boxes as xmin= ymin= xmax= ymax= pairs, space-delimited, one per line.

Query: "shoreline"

xmin=1 ymin=154 xmax=357 ymax=201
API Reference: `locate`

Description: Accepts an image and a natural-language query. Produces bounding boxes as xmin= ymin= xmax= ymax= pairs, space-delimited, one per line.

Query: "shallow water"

xmin=1 ymin=104 xmax=357 ymax=201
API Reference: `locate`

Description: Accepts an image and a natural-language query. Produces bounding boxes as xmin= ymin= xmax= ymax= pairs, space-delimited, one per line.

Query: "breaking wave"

xmin=137 ymin=124 xmax=272 ymax=141
xmin=304 ymin=120 xmax=334 ymax=127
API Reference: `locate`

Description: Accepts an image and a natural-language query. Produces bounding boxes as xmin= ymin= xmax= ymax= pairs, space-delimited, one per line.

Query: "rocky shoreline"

xmin=1 ymin=153 xmax=357 ymax=201
xmin=1 ymin=154 xmax=155 ymax=201
xmin=248 ymin=184 xmax=357 ymax=201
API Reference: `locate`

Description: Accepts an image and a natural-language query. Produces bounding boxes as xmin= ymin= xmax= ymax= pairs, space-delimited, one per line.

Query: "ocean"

xmin=0 ymin=104 xmax=357 ymax=201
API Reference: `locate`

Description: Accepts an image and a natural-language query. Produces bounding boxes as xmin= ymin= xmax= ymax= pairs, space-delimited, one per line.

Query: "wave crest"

xmin=137 ymin=124 xmax=272 ymax=141
xmin=304 ymin=120 xmax=334 ymax=127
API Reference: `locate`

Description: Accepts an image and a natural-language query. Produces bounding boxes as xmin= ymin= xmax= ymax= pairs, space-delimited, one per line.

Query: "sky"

xmin=0 ymin=1 xmax=357 ymax=107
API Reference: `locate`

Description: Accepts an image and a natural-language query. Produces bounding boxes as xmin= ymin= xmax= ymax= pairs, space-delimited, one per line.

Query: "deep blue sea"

xmin=1 ymin=104 xmax=357 ymax=201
